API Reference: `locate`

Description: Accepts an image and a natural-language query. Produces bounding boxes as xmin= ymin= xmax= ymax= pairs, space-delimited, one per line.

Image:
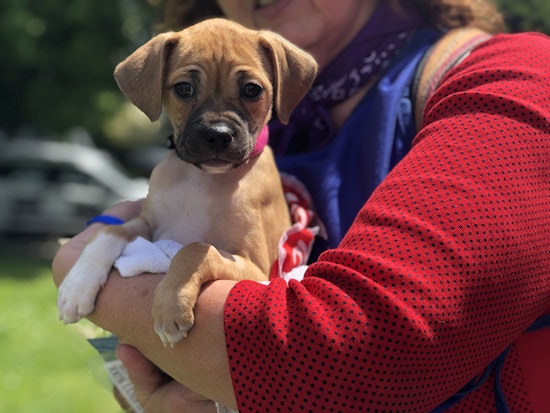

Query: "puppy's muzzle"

xmin=173 ymin=118 xmax=254 ymax=172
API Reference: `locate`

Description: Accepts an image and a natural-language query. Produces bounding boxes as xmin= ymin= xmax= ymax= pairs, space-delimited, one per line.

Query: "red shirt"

xmin=224 ymin=32 xmax=550 ymax=412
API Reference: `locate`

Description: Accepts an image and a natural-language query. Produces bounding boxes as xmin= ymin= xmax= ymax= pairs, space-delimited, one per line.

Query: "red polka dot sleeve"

xmin=224 ymin=33 xmax=550 ymax=412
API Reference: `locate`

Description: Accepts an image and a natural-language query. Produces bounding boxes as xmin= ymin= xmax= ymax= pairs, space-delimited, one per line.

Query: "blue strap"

xmin=432 ymin=313 xmax=550 ymax=412
xmin=86 ymin=215 xmax=125 ymax=226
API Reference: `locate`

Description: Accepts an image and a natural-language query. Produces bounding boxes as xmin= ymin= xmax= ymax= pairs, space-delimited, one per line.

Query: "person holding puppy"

xmin=52 ymin=0 xmax=550 ymax=412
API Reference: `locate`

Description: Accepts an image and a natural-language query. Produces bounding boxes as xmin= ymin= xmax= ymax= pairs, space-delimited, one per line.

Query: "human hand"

xmin=116 ymin=344 xmax=216 ymax=413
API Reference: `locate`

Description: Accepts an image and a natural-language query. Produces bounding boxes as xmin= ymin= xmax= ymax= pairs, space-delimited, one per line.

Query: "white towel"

xmin=114 ymin=237 xmax=183 ymax=277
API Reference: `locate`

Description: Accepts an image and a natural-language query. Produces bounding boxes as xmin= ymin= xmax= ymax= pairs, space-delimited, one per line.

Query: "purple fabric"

xmin=269 ymin=3 xmax=425 ymax=154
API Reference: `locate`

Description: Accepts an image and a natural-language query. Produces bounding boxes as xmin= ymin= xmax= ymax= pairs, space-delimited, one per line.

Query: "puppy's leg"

xmin=152 ymin=242 xmax=268 ymax=347
xmin=57 ymin=218 xmax=149 ymax=323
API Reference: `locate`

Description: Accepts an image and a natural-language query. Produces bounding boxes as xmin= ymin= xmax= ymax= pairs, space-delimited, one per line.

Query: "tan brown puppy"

xmin=57 ymin=18 xmax=317 ymax=347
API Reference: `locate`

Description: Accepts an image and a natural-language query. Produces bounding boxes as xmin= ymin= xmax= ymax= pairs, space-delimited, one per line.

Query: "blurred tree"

xmin=0 ymin=0 xmax=159 ymax=144
xmin=495 ymin=0 xmax=550 ymax=33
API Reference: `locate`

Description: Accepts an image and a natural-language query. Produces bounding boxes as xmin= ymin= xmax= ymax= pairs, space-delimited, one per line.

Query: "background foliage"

xmin=0 ymin=0 xmax=160 ymax=147
xmin=497 ymin=0 xmax=550 ymax=33
xmin=0 ymin=0 xmax=549 ymax=148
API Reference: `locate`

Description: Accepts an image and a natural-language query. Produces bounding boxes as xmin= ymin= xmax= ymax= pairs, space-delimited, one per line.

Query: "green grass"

xmin=0 ymin=253 xmax=122 ymax=413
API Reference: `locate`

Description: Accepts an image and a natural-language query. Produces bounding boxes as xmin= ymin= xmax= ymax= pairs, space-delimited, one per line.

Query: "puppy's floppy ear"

xmin=114 ymin=32 xmax=180 ymax=122
xmin=259 ymin=32 xmax=318 ymax=124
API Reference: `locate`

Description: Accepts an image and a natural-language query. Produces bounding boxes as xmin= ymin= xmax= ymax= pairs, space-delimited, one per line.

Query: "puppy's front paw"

xmin=57 ymin=275 xmax=97 ymax=324
xmin=151 ymin=287 xmax=196 ymax=348
xmin=57 ymin=262 xmax=108 ymax=324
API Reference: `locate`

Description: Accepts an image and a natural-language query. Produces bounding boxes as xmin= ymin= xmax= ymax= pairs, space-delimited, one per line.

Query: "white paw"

xmin=57 ymin=265 xmax=106 ymax=324
xmin=57 ymin=282 xmax=95 ymax=323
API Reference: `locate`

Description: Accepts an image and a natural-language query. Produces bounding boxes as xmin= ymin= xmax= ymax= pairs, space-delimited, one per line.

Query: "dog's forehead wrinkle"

xmin=166 ymin=65 xmax=202 ymax=84
xmin=180 ymin=26 xmax=262 ymax=65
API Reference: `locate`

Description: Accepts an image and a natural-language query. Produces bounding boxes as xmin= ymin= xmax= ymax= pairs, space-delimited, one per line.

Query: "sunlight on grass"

xmin=0 ymin=256 xmax=122 ymax=413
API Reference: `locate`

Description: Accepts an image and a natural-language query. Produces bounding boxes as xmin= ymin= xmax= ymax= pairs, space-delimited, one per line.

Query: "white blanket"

xmin=114 ymin=237 xmax=183 ymax=277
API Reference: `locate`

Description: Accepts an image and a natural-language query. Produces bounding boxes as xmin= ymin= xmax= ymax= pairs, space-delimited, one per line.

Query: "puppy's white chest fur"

xmin=145 ymin=151 xmax=247 ymax=246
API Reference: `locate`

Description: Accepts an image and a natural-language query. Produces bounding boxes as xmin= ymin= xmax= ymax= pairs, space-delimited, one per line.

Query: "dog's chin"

xmin=174 ymin=145 xmax=252 ymax=174
xmin=197 ymin=159 xmax=243 ymax=174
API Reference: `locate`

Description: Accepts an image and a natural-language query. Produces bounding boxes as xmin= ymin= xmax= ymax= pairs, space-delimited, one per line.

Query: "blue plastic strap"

xmin=86 ymin=215 xmax=125 ymax=226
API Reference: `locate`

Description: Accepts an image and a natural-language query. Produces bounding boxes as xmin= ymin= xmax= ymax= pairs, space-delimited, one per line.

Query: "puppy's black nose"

xmin=204 ymin=124 xmax=232 ymax=150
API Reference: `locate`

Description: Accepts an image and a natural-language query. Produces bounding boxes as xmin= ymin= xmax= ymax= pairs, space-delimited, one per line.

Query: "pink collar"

xmin=250 ymin=125 xmax=269 ymax=158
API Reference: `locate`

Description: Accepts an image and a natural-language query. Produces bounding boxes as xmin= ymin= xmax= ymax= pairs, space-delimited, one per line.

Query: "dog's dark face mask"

xmin=169 ymin=94 xmax=265 ymax=171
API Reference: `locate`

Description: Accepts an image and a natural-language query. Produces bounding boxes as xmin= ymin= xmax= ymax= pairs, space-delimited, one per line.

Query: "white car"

xmin=0 ymin=139 xmax=148 ymax=237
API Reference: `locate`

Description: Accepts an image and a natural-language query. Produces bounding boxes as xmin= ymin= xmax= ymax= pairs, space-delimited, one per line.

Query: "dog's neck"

xmin=250 ymin=125 xmax=269 ymax=158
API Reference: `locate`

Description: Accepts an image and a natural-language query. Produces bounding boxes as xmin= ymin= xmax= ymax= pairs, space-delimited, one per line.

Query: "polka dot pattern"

xmin=224 ymin=33 xmax=550 ymax=412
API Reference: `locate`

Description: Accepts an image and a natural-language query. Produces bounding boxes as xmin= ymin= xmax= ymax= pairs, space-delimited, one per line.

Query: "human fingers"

xmin=116 ymin=344 xmax=216 ymax=413
xmin=116 ymin=343 xmax=169 ymax=395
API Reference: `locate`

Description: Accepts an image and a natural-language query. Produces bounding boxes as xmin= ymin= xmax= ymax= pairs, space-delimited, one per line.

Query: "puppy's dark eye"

xmin=174 ymin=82 xmax=195 ymax=98
xmin=241 ymin=83 xmax=262 ymax=100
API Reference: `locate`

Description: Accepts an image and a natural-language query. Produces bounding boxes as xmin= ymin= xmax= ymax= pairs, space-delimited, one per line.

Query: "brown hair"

xmin=157 ymin=0 xmax=505 ymax=34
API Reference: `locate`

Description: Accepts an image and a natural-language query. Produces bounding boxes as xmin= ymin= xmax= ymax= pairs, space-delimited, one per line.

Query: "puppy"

xmin=57 ymin=18 xmax=317 ymax=347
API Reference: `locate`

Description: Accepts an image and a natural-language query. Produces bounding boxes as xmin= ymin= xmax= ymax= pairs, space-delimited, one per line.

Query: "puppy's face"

xmin=163 ymin=30 xmax=273 ymax=172
xmin=114 ymin=19 xmax=318 ymax=173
